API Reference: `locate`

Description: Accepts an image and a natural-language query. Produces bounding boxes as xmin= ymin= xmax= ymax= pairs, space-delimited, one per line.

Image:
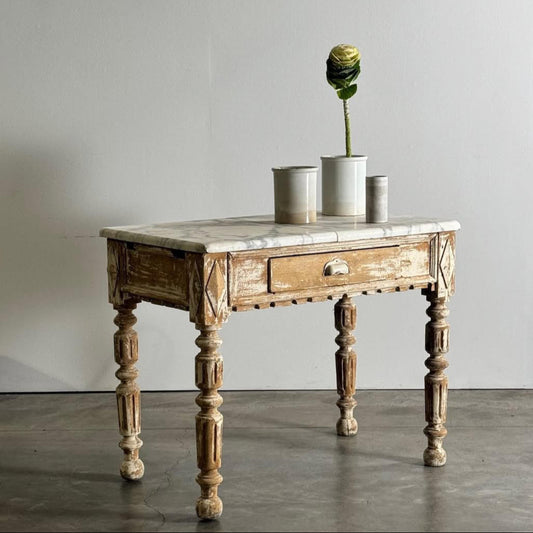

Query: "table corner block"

xmin=186 ymin=252 xmax=231 ymax=326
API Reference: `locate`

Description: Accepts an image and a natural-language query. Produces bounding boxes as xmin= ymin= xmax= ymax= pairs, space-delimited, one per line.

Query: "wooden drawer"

xmin=269 ymin=242 xmax=430 ymax=293
xmin=228 ymin=236 xmax=435 ymax=308
xmin=124 ymin=244 xmax=188 ymax=305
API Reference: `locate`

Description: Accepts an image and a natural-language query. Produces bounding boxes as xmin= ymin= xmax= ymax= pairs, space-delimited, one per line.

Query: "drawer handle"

xmin=323 ymin=259 xmax=349 ymax=276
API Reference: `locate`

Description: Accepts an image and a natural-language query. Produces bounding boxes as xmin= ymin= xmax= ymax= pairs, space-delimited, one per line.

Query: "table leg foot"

xmin=423 ymin=441 xmax=447 ymax=467
xmin=334 ymin=295 xmax=358 ymax=437
xmin=119 ymin=437 xmax=145 ymax=480
xmin=196 ymin=482 xmax=223 ymax=520
xmin=336 ymin=416 xmax=358 ymax=437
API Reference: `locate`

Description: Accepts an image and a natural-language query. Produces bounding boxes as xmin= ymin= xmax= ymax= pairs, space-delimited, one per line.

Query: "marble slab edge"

xmin=100 ymin=219 xmax=459 ymax=254
xmin=334 ymin=219 xmax=461 ymax=244
xmin=99 ymin=228 xmax=208 ymax=252
xmin=99 ymin=227 xmax=340 ymax=253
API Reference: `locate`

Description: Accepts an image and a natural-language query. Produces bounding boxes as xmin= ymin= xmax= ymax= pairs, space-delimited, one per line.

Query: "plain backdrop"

xmin=1 ymin=0 xmax=532 ymax=392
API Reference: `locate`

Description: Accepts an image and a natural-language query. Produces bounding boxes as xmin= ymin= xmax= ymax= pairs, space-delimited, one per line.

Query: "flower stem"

xmin=343 ymin=98 xmax=352 ymax=157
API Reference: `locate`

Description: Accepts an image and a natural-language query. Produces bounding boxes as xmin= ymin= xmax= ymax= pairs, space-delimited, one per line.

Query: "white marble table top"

xmin=100 ymin=215 xmax=460 ymax=253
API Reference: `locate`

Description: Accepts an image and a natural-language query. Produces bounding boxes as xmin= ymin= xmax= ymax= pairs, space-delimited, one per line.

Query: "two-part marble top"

xmin=100 ymin=215 xmax=460 ymax=253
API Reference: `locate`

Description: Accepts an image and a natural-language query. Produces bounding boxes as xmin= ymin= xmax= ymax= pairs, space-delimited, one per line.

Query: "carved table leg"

xmin=113 ymin=300 xmax=144 ymax=480
xmin=334 ymin=294 xmax=358 ymax=436
xmin=195 ymin=324 xmax=224 ymax=520
xmin=423 ymin=294 xmax=450 ymax=466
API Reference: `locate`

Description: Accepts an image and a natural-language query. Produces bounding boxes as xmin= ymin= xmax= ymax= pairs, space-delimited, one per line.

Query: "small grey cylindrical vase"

xmin=321 ymin=155 xmax=367 ymax=216
xmin=365 ymin=175 xmax=388 ymax=223
xmin=273 ymin=166 xmax=317 ymax=224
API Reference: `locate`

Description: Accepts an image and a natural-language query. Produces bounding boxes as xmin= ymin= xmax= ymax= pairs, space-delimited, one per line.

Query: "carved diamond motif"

xmin=438 ymin=237 xmax=455 ymax=291
xmin=205 ymin=260 xmax=226 ymax=318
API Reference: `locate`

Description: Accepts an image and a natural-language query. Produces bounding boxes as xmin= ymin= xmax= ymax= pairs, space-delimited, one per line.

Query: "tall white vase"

xmin=321 ymin=155 xmax=367 ymax=216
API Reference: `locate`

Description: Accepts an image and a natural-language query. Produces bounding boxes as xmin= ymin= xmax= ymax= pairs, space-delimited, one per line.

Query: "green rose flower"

xmin=326 ymin=44 xmax=361 ymax=100
xmin=326 ymin=44 xmax=361 ymax=157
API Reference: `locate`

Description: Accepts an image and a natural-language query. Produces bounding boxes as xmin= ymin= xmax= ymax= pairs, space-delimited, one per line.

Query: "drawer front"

xmin=269 ymin=243 xmax=429 ymax=293
xmin=125 ymin=244 xmax=188 ymax=304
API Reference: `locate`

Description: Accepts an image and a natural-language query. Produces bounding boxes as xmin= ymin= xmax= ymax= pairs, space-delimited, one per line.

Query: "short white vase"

xmin=272 ymin=166 xmax=317 ymax=224
xmin=321 ymin=155 xmax=368 ymax=216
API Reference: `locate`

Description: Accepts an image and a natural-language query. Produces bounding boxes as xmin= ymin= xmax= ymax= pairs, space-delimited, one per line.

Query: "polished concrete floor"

xmin=0 ymin=390 xmax=532 ymax=532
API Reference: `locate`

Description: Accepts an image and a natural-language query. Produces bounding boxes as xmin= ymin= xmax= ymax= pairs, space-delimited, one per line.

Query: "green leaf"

xmin=337 ymin=84 xmax=358 ymax=100
xmin=326 ymin=58 xmax=361 ymax=91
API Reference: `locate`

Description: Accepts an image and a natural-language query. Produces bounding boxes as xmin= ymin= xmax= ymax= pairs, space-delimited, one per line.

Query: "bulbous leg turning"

xmin=119 ymin=437 xmax=144 ymax=480
xmin=336 ymin=416 xmax=358 ymax=437
xmin=423 ymin=435 xmax=447 ymax=467
xmin=196 ymin=480 xmax=223 ymax=520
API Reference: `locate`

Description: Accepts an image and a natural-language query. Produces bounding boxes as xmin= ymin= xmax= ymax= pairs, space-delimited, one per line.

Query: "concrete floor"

xmin=0 ymin=390 xmax=532 ymax=532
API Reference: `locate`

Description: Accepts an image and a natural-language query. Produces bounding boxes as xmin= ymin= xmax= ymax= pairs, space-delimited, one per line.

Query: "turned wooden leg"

xmin=423 ymin=294 xmax=449 ymax=466
xmin=334 ymin=294 xmax=358 ymax=437
xmin=113 ymin=300 xmax=144 ymax=480
xmin=195 ymin=324 xmax=224 ymax=520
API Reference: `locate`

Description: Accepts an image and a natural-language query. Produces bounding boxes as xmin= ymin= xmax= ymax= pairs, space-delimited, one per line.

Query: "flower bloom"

xmin=328 ymin=44 xmax=360 ymax=68
xmin=326 ymin=44 xmax=361 ymax=99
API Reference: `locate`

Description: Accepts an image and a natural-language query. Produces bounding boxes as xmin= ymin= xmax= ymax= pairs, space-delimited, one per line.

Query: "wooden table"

xmin=100 ymin=214 xmax=459 ymax=520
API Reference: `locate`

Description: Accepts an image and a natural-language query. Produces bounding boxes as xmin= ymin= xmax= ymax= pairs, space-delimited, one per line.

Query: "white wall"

xmin=1 ymin=0 xmax=532 ymax=392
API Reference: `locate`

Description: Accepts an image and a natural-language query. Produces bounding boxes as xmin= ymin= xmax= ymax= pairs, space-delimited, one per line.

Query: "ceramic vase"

xmin=321 ymin=155 xmax=367 ymax=216
xmin=272 ymin=166 xmax=317 ymax=224
xmin=365 ymin=175 xmax=388 ymax=223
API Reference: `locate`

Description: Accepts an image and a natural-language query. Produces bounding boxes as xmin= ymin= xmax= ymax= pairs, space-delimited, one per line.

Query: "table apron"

xmin=228 ymin=233 xmax=438 ymax=309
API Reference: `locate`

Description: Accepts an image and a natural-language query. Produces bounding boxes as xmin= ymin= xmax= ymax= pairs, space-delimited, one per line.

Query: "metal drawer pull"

xmin=323 ymin=259 xmax=349 ymax=276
